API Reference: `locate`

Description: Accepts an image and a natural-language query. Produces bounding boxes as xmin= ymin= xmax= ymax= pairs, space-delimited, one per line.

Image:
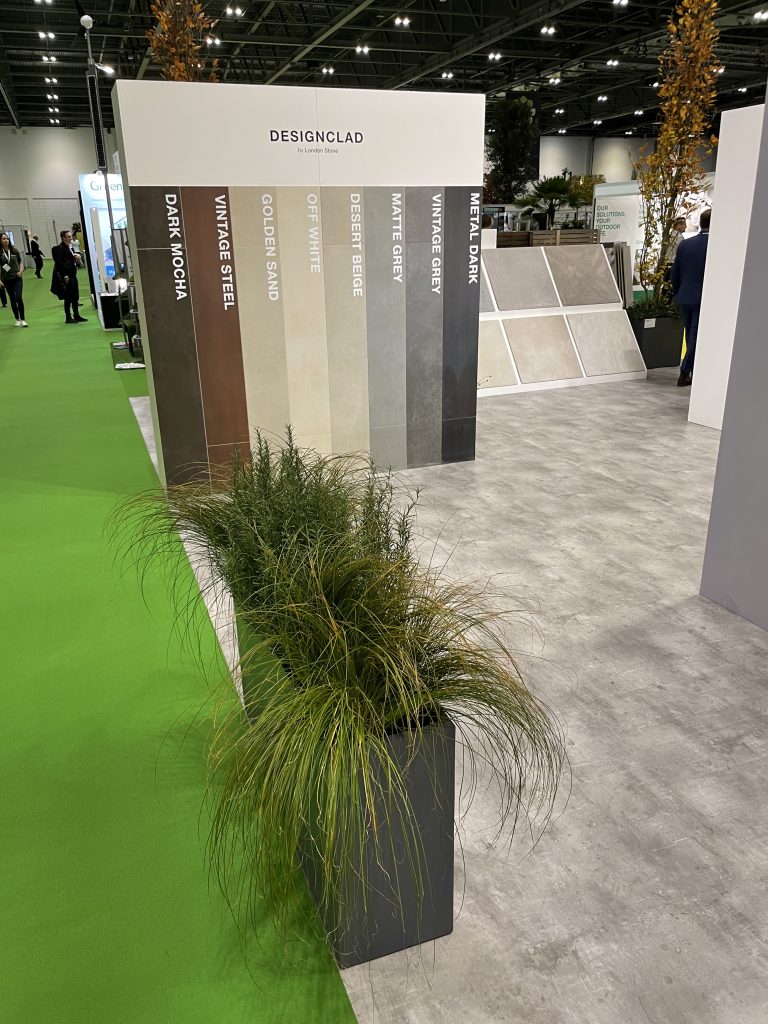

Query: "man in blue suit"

xmin=671 ymin=208 xmax=711 ymax=387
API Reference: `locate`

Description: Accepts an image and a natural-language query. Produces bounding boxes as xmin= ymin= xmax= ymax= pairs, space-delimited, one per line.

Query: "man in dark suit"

xmin=30 ymin=236 xmax=44 ymax=278
xmin=671 ymin=208 xmax=711 ymax=387
xmin=51 ymin=229 xmax=87 ymax=324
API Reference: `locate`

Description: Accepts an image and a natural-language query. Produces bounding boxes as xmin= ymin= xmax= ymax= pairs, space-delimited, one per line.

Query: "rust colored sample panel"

xmin=181 ymin=187 xmax=250 ymax=462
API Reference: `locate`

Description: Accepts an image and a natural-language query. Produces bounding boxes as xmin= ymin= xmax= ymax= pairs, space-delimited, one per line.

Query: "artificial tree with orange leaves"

xmin=147 ymin=0 xmax=219 ymax=83
xmin=633 ymin=0 xmax=719 ymax=311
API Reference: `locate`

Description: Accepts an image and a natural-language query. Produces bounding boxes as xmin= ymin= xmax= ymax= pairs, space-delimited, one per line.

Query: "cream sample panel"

xmin=503 ymin=316 xmax=583 ymax=384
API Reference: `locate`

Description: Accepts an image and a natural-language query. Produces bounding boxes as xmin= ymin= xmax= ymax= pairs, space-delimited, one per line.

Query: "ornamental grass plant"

xmin=117 ymin=430 xmax=565 ymax=946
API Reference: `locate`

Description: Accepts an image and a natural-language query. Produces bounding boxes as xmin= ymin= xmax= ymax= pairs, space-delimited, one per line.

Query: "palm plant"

xmin=116 ymin=430 xmax=565 ymax=958
xmin=516 ymin=171 xmax=573 ymax=229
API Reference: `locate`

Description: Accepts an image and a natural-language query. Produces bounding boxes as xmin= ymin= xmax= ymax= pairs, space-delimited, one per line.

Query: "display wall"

xmin=688 ymin=104 xmax=764 ymax=432
xmin=114 ymin=81 xmax=484 ymax=483
xmin=79 ymin=172 xmax=127 ymax=324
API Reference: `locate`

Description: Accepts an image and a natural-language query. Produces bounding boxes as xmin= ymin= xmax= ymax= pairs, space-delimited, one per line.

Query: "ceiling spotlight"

xmin=597 ymin=94 xmax=608 ymax=101
xmin=355 ymin=44 xmax=370 ymax=54
xmin=555 ymin=107 xmax=565 ymax=113
xmin=50 ymin=118 xmax=55 ymax=123
xmin=48 ymin=106 xmax=53 ymax=112
xmin=55 ymin=119 xmax=60 ymax=124
xmin=38 ymin=31 xmax=46 ymax=39
xmin=321 ymin=66 xmax=334 ymax=74
xmin=625 ymin=130 xmax=634 ymax=135
xmin=540 ymin=25 xmax=556 ymax=35
xmin=558 ymin=128 xmax=567 ymax=134
xmin=754 ymin=10 xmax=768 ymax=19
xmin=716 ymin=65 xmax=725 ymax=74
xmin=441 ymin=70 xmax=454 ymax=79
xmin=225 ymin=4 xmax=243 ymax=13
xmin=612 ymin=0 xmax=629 ymax=6
xmin=488 ymin=52 xmax=502 ymax=60
xmin=205 ymin=35 xmax=221 ymax=46
xmin=42 ymin=55 xmax=49 ymax=62
xmin=634 ymin=108 xmax=644 ymax=115
xmin=606 ymin=58 xmax=619 ymax=66
xmin=549 ymin=75 xmax=561 ymax=84
xmin=738 ymin=85 xmax=748 ymax=92
xmin=593 ymin=119 xmax=603 ymax=125
xmin=96 ymin=63 xmax=115 ymax=75
xmin=651 ymin=80 xmax=659 ymax=88
xmin=394 ymin=15 xmax=411 ymax=26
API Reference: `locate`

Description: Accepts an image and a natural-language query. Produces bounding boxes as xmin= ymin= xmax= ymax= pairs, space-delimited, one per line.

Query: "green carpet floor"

xmin=0 ymin=281 xmax=356 ymax=1024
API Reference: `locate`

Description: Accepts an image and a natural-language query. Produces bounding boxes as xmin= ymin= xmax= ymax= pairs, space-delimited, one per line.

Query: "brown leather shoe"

xmin=677 ymin=373 xmax=692 ymax=387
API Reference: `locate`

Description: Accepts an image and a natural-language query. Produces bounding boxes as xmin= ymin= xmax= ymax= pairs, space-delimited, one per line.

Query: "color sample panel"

xmin=229 ymin=187 xmax=291 ymax=440
xmin=276 ymin=187 xmax=332 ymax=453
xmin=130 ymin=186 xmax=207 ymax=482
xmin=405 ymin=188 xmax=444 ymax=468
xmin=181 ymin=187 xmax=249 ymax=466
xmin=480 ymin=270 xmax=495 ymax=313
xmin=321 ymin=188 xmax=370 ymax=454
xmin=483 ymin=248 xmax=559 ymax=311
xmin=442 ymin=188 xmax=481 ymax=462
xmin=545 ymin=245 xmax=620 ymax=306
xmin=567 ymin=311 xmax=646 ymax=375
xmin=364 ymin=188 xmax=407 ymax=470
xmin=503 ymin=315 xmax=583 ymax=384
xmin=478 ymin=320 xmax=517 ymax=388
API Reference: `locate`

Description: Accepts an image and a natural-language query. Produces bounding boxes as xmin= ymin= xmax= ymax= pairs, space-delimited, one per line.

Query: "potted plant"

xmin=629 ymin=0 xmax=719 ymax=368
xmin=119 ymin=431 xmax=564 ymax=967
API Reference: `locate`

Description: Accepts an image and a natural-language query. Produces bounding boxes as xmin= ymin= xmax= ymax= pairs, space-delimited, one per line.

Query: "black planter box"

xmin=301 ymin=718 xmax=456 ymax=969
xmin=236 ymin=620 xmax=456 ymax=969
xmin=630 ymin=315 xmax=684 ymax=369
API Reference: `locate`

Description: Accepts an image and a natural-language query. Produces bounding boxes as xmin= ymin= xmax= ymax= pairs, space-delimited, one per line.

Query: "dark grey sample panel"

xmin=483 ymin=248 xmax=559 ymax=311
xmin=545 ymin=244 xmax=621 ymax=306
xmin=701 ymin=96 xmax=768 ymax=632
xmin=364 ymin=188 xmax=407 ymax=469
xmin=406 ymin=238 xmax=443 ymax=468
xmin=442 ymin=187 xmax=480 ymax=462
xmin=405 ymin=187 xmax=440 ymax=243
xmin=135 ymin=246 xmax=208 ymax=482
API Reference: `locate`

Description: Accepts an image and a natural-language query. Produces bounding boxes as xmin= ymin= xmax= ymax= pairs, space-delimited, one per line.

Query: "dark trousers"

xmin=6 ymin=278 xmax=25 ymax=321
xmin=34 ymin=255 xmax=43 ymax=278
xmin=678 ymin=303 xmax=700 ymax=376
xmin=64 ymin=275 xmax=80 ymax=320
xmin=0 ymin=285 xmax=6 ymax=307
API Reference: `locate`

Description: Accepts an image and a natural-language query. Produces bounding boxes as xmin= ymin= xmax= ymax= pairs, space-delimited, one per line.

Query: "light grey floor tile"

xmin=342 ymin=370 xmax=768 ymax=1024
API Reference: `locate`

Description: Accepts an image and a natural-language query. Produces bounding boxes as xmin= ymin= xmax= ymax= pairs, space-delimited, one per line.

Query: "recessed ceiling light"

xmin=540 ymin=25 xmax=556 ymax=35
xmin=738 ymin=86 xmax=748 ymax=92
xmin=441 ymin=70 xmax=454 ymax=79
xmin=597 ymin=94 xmax=608 ymax=101
xmin=355 ymin=44 xmax=370 ymax=54
xmin=593 ymin=119 xmax=603 ymax=125
xmin=394 ymin=15 xmax=411 ymax=26
xmin=634 ymin=109 xmax=644 ymax=115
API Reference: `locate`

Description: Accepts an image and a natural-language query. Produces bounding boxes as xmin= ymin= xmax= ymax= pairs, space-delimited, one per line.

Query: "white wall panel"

xmin=689 ymin=104 xmax=764 ymax=431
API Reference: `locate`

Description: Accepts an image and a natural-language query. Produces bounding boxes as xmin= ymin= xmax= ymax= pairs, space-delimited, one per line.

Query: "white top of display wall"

xmin=113 ymin=80 xmax=485 ymax=187
xmin=594 ymin=172 xmax=716 ymax=199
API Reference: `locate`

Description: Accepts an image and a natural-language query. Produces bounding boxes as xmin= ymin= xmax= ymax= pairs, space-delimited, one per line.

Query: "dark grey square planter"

xmin=630 ymin=315 xmax=684 ymax=369
xmin=301 ymin=718 xmax=456 ymax=969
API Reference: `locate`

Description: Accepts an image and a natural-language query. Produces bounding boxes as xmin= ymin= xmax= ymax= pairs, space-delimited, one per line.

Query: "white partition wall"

xmin=688 ymin=104 xmax=764 ymax=431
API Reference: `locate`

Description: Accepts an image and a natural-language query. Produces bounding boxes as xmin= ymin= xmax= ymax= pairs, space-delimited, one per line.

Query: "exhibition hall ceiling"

xmin=0 ymin=0 xmax=766 ymax=135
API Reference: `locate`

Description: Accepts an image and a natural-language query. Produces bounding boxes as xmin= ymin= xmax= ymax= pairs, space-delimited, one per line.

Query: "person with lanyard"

xmin=0 ymin=232 xmax=28 ymax=328
xmin=51 ymin=228 xmax=87 ymax=325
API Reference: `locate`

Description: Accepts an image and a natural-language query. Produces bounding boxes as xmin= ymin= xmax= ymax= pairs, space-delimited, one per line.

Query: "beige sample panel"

xmin=503 ymin=316 xmax=583 ymax=384
xmin=484 ymin=248 xmax=560 ymax=311
xmin=477 ymin=320 xmax=517 ymax=388
xmin=567 ymin=311 xmax=646 ymax=375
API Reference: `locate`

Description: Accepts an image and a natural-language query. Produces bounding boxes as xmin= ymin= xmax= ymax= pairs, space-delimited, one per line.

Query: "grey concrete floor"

xmin=341 ymin=370 xmax=768 ymax=1024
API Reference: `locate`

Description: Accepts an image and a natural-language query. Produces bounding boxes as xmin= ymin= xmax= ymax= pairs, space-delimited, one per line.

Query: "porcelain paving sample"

xmin=545 ymin=244 xmax=620 ymax=306
xmin=483 ymin=248 xmax=559 ymax=311
xmin=480 ymin=271 xmax=495 ymax=312
xmin=503 ymin=315 xmax=583 ymax=384
xmin=477 ymin=320 xmax=516 ymax=388
xmin=567 ymin=310 xmax=646 ymax=375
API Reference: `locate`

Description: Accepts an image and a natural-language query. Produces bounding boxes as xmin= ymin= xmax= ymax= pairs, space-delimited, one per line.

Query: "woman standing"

xmin=0 ymin=232 xmax=28 ymax=327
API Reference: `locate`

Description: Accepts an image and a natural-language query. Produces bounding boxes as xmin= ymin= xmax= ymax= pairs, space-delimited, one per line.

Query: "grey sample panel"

xmin=702 ymin=97 xmax=768 ymax=632
xmin=406 ymin=238 xmax=443 ymax=467
xmin=365 ymin=187 xmax=407 ymax=470
xmin=503 ymin=315 xmax=583 ymax=384
xmin=477 ymin=320 xmax=516 ymax=388
xmin=480 ymin=270 xmax=495 ymax=313
xmin=483 ymin=248 xmax=559 ymax=311
xmin=568 ymin=310 xmax=646 ymax=375
xmin=545 ymin=244 xmax=621 ymax=306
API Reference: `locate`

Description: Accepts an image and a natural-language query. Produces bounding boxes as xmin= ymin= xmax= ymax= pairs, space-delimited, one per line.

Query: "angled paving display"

xmin=545 ymin=244 xmax=621 ymax=307
xmin=503 ymin=316 xmax=584 ymax=384
xmin=477 ymin=320 xmax=517 ymax=388
xmin=480 ymin=271 xmax=495 ymax=313
xmin=483 ymin=247 xmax=559 ymax=311
xmin=567 ymin=310 xmax=647 ymax=375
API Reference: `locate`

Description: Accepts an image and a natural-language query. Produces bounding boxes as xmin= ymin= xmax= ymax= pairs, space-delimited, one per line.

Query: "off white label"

xmin=307 ymin=192 xmax=321 ymax=273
